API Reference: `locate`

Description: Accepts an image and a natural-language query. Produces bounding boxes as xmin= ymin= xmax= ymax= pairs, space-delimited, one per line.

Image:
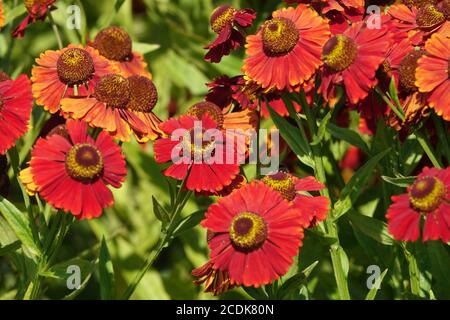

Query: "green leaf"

xmin=334 ymin=149 xmax=390 ymax=219
xmin=347 ymin=213 xmax=394 ymax=246
xmin=0 ymin=196 xmax=41 ymax=258
xmin=268 ymin=105 xmax=314 ymax=169
xmin=427 ymin=242 xmax=450 ymax=291
xmin=388 ymin=77 xmax=402 ymax=111
xmin=311 ymin=110 xmax=332 ymax=146
xmin=382 ymin=175 xmax=416 ymax=188
xmin=242 ymin=286 xmax=268 ymax=300
xmin=277 ymin=261 xmax=319 ymax=299
xmin=40 ymin=258 xmax=94 ymax=280
xmin=365 ymin=268 xmax=388 ymax=300
xmin=172 ymin=210 xmax=204 ymax=237
xmin=327 ymin=123 xmax=370 ymax=154
xmin=0 ymin=240 xmax=21 ymax=256
xmin=133 ymin=42 xmax=160 ymax=55
xmin=152 ymin=196 xmax=170 ymax=224
xmin=99 ymin=238 xmax=115 ymax=300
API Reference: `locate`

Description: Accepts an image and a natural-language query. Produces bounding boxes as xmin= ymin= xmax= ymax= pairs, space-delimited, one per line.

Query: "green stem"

xmin=121 ymin=182 xmax=193 ymax=300
xmin=47 ymin=11 xmax=64 ymax=49
xmin=415 ymin=130 xmax=442 ymax=169
xmin=297 ymin=91 xmax=350 ymax=300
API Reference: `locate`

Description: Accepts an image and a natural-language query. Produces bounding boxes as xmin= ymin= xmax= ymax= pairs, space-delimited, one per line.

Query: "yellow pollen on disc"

xmin=261 ymin=172 xmax=296 ymax=201
xmin=322 ymin=35 xmax=358 ymax=72
xmin=65 ymin=143 xmax=104 ymax=181
xmin=262 ymin=18 xmax=299 ymax=56
xmin=409 ymin=176 xmax=446 ymax=212
xmin=94 ymin=74 xmax=131 ymax=109
xmin=182 ymin=129 xmax=216 ymax=159
xmin=57 ymin=48 xmax=95 ymax=86
xmin=416 ymin=4 xmax=446 ymax=29
xmin=229 ymin=212 xmax=267 ymax=251
xmin=211 ymin=5 xmax=235 ymax=33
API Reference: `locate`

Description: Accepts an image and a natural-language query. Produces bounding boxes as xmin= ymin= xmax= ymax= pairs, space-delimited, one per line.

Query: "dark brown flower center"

xmin=65 ymin=143 xmax=104 ymax=182
xmin=261 ymin=172 xmax=296 ymax=201
xmin=398 ymin=50 xmax=425 ymax=92
xmin=57 ymin=48 xmax=95 ymax=86
xmin=187 ymin=102 xmax=224 ymax=128
xmin=127 ymin=75 xmax=158 ymax=113
xmin=323 ymin=35 xmax=358 ymax=72
xmin=210 ymin=5 xmax=235 ymax=33
xmin=416 ymin=4 xmax=446 ymax=29
xmin=93 ymin=26 xmax=132 ymax=61
xmin=94 ymin=74 xmax=131 ymax=108
xmin=441 ymin=0 xmax=450 ymax=19
xmin=229 ymin=212 xmax=267 ymax=251
xmin=409 ymin=176 xmax=446 ymax=212
xmin=262 ymin=18 xmax=299 ymax=57
xmin=47 ymin=124 xmax=69 ymax=139
xmin=402 ymin=0 xmax=436 ymax=8
xmin=0 ymin=71 xmax=9 ymax=82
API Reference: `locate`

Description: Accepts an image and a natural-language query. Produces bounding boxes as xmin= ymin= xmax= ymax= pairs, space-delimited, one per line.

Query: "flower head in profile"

xmin=20 ymin=120 xmax=127 ymax=219
xmin=0 ymin=74 xmax=33 ymax=154
xmin=319 ymin=22 xmax=391 ymax=106
xmin=153 ymin=114 xmax=240 ymax=193
xmin=12 ymin=0 xmax=56 ymax=38
xmin=31 ymin=44 xmax=117 ymax=113
xmin=202 ymin=181 xmax=306 ymax=287
xmin=386 ymin=167 xmax=450 ymax=243
xmin=91 ymin=26 xmax=151 ymax=78
xmin=243 ymin=5 xmax=330 ymax=91
xmin=388 ymin=3 xmax=449 ymax=45
xmin=415 ymin=32 xmax=450 ymax=120
xmin=205 ymin=5 xmax=256 ymax=63
xmin=192 ymin=259 xmax=235 ymax=295
xmin=61 ymin=74 xmax=162 ymax=142
xmin=261 ymin=171 xmax=330 ymax=228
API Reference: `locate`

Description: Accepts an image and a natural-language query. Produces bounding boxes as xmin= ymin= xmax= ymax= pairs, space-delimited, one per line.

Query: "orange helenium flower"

xmin=243 ymin=5 xmax=330 ymax=91
xmin=61 ymin=74 xmax=162 ymax=142
xmin=31 ymin=44 xmax=117 ymax=113
xmin=20 ymin=120 xmax=127 ymax=219
xmin=415 ymin=32 xmax=450 ymax=120
xmin=0 ymin=0 xmax=5 ymax=29
xmin=91 ymin=26 xmax=151 ymax=78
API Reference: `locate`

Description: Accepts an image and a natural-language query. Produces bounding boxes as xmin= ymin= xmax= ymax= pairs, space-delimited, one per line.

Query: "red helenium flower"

xmin=319 ymin=22 xmax=392 ymax=106
xmin=243 ymin=5 xmax=330 ymax=91
xmin=261 ymin=172 xmax=330 ymax=228
xmin=0 ymin=75 xmax=33 ymax=154
xmin=153 ymin=115 xmax=240 ymax=193
xmin=386 ymin=167 xmax=450 ymax=243
xmin=12 ymin=0 xmax=56 ymax=38
xmin=205 ymin=5 xmax=256 ymax=63
xmin=202 ymin=181 xmax=307 ymax=287
xmin=20 ymin=120 xmax=127 ymax=219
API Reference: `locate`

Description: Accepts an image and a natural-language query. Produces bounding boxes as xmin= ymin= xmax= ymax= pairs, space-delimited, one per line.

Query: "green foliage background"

xmin=0 ymin=0 xmax=449 ymax=300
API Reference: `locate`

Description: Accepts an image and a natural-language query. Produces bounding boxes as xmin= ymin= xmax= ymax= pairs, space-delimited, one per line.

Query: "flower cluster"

xmin=0 ymin=0 xmax=449 ymax=299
